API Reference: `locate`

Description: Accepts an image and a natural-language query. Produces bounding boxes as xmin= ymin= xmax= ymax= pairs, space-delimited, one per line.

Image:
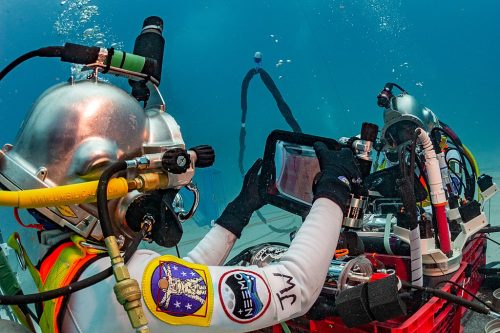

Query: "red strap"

xmin=13 ymin=208 xmax=43 ymax=231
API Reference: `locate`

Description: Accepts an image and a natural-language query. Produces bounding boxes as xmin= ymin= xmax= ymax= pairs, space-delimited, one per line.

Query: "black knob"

xmin=161 ymin=148 xmax=191 ymax=174
xmin=477 ymin=174 xmax=493 ymax=192
xmin=377 ymin=88 xmax=392 ymax=108
xmin=361 ymin=122 xmax=379 ymax=142
xmin=189 ymin=145 xmax=215 ymax=168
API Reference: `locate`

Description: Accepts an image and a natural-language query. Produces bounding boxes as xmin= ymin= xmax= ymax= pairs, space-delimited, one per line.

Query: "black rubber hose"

xmin=238 ymin=67 xmax=302 ymax=176
xmin=0 ymin=224 xmax=146 ymax=305
xmin=238 ymin=68 xmax=258 ymax=175
xmin=409 ymin=129 xmax=421 ymax=190
xmin=397 ymin=142 xmax=418 ymax=229
xmin=258 ymin=69 xmax=302 ymax=133
xmin=479 ymin=226 xmax=500 ymax=233
xmin=238 ymin=66 xmax=302 ymax=231
xmin=402 ymin=281 xmax=490 ymax=315
xmin=96 ymin=161 xmax=128 ymax=238
xmin=0 ymin=47 xmax=64 ymax=81
xmin=240 ymin=68 xmax=258 ymax=125
xmin=431 ymin=126 xmax=474 ymax=200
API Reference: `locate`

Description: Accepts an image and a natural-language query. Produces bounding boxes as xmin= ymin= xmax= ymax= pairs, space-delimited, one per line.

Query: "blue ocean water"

xmin=2 ymin=1 xmax=499 ymax=192
xmin=0 ymin=0 xmax=499 ymax=289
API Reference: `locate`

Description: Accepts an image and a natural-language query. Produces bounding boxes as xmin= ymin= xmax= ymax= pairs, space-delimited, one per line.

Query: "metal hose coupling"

xmin=105 ymin=235 xmax=150 ymax=333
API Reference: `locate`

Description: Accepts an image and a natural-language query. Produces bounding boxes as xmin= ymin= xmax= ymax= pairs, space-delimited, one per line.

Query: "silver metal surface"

xmin=143 ymin=110 xmax=185 ymax=153
xmin=178 ymin=182 xmax=200 ymax=222
xmin=114 ymin=190 xmax=147 ymax=241
xmin=3 ymin=80 xmax=146 ymax=185
xmin=494 ymin=288 xmax=500 ymax=312
xmin=381 ymin=93 xmax=439 ymax=145
xmin=485 ymin=319 xmax=500 ymax=332
xmin=333 ymin=256 xmax=373 ymax=292
xmin=172 ymin=193 xmax=185 ymax=214
xmin=96 ymin=48 xmax=109 ymax=66
xmin=343 ymin=195 xmax=368 ymax=229
xmin=0 ymin=76 xmax=188 ymax=242
xmin=14 ymin=236 xmax=26 ymax=271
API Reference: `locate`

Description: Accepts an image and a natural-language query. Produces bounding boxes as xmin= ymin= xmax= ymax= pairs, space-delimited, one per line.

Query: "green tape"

xmin=111 ymin=51 xmax=146 ymax=73
xmin=121 ymin=52 xmax=145 ymax=73
xmin=109 ymin=50 xmax=124 ymax=67
xmin=109 ymin=50 xmax=145 ymax=74
xmin=0 ymin=248 xmax=21 ymax=295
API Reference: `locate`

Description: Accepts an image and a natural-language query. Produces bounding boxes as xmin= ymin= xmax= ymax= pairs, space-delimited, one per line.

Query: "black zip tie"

xmin=102 ymin=47 xmax=114 ymax=74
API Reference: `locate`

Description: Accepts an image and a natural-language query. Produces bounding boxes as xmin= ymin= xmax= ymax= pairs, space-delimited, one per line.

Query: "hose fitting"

xmin=105 ymin=235 xmax=149 ymax=332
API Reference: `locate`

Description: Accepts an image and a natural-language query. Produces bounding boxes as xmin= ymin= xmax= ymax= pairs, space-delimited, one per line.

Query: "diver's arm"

xmin=195 ymin=197 xmax=343 ymax=332
xmin=183 ymin=224 xmax=237 ymax=265
xmin=61 ymin=145 xmax=356 ymax=333
xmin=183 ymin=159 xmax=264 ymax=266
xmin=61 ymin=198 xmax=342 ymax=333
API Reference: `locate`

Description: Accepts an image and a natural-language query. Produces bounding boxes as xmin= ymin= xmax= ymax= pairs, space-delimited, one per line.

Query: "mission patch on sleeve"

xmin=142 ymin=255 xmax=213 ymax=326
xmin=218 ymin=269 xmax=271 ymax=323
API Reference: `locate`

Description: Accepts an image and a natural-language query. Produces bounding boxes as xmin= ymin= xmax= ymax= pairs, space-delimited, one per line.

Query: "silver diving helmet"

xmin=0 ymin=77 xmax=188 ymax=243
xmin=381 ymin=92 xmax=439 ymax=147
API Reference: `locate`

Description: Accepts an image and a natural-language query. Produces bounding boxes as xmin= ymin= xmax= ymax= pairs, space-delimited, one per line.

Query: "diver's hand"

xmin=215 ymin=159 xmax=264 ymax=238
xmin=312 ymin=142 xmax=361 ymax=215
xmin=236 ymin=158 xmax=265 ymax=212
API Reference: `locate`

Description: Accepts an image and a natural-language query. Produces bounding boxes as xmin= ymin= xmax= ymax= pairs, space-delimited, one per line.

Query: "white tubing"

xmin=409 ymin=226 xmax=423 ymax=286
xmin=417 ymin=130 xmax=447 ymax=205
xmin=416 ymin=128 xmax=452 ymax=255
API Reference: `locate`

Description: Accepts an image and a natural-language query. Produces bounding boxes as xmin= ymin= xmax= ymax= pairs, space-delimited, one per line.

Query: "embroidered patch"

xmin=219 ymin=269 xmax=271 ymax=323
xmin=142 ymin=255 xmax=213 ymax=326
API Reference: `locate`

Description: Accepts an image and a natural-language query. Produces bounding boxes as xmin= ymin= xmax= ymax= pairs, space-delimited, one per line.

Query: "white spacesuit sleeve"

xmin=202 ymin=198 xmax=343 ymax=331
xmin=183 ymin=224 xmax=238 ymax=265
xmin=61 ymin=198 xmax=343 ymax=333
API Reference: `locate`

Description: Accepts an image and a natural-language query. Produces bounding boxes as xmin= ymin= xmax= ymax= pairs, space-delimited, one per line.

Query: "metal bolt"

xmin=177 ymin=155 xmax=186 ymax=167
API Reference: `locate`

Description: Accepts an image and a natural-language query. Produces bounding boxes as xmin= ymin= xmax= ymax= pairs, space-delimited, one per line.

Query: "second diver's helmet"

xmin=378 ymin=83 xmax=439 ymax=148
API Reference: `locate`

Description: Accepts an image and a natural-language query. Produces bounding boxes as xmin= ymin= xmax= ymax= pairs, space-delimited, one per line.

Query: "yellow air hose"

xmin=0 ymin=178 xmax=130 ymax=208
xmin=462 ymin=144 xmax=480 ymax=177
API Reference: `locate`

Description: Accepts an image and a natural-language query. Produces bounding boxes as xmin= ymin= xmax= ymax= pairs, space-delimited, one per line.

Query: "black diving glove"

xmin=215 ymin=158 xmax=264 ymax=238
xmin=312 ymin=142 xmax=362 ymax=215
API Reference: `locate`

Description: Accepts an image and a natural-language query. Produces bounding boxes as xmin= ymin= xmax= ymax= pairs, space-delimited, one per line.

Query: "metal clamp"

xmin=178 ymin=182 xmax=200 ymax=222
xmin=14 ymin=234 xmax=26 ymax=271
